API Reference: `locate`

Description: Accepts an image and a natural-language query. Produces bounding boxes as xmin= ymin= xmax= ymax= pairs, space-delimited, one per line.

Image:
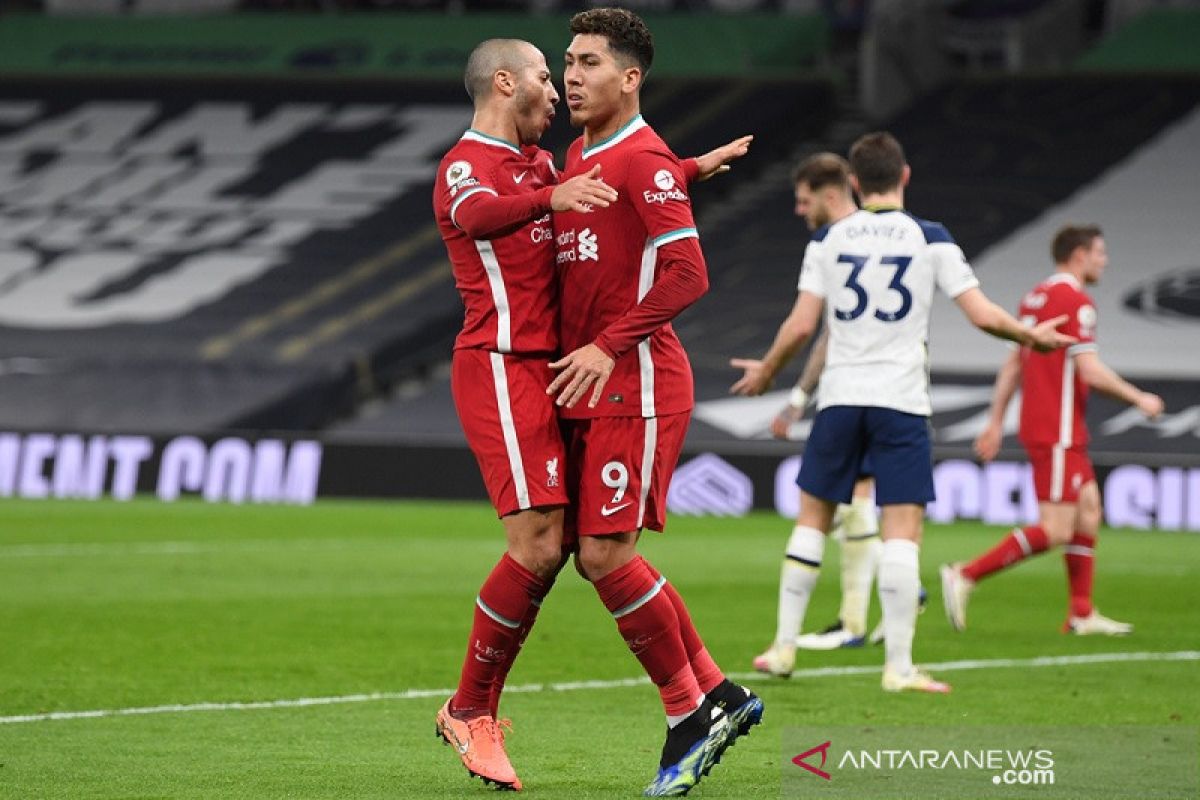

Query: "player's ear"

xmin=901 ymin=164 xmax=912 ymax=187
xmin=622 ymin=66 xmax=643 ymax=95
xmin=493 ymin=69 xmax=517 ymax=98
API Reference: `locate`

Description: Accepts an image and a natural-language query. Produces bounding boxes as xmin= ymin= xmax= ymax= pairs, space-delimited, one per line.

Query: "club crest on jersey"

xmin=643 ymin=169 xmax=687 ymax=205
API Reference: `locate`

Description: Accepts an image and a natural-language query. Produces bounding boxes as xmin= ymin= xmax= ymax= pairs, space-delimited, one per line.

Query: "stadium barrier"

xmin=1 ymin=430 xmax=1196 ymax=532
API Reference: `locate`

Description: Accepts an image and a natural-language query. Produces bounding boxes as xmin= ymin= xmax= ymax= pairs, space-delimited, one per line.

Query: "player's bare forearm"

xmin=729 ymin=319 xmax=811 ymax=396
xmin=796 ymin=327 xmax=829 ymax=395
xmin=955 ymin=288 xmax=1075 ymax=351
xmin=987 ymin=349 xmax=1022 ymax=427
xmin=1076 ymin=352 xmax=1164 ymax=417
xmin=730 ymin=292 xmax=820 ymax=396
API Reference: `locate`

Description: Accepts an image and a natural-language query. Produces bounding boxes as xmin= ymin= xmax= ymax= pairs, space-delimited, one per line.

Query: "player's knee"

xmin=1078 ymin=506 xmax=1102 ymax=535
xmin=512 ymin=538 xmax=563 ymax=579
xmin=571 ymin=552 xmax=592 ymax=582
xmin=1042 ymin=521 xmax=1073 ymax=547
xmin=574 ymin=546 xmax=627 ymax=582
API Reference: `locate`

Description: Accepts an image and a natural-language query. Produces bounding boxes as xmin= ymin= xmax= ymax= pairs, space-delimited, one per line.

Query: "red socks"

xmin=451 ymin=553 xmax=545 ymax=717
xmin=488 ymin=572 xmax=555 ymax=718
xmin=1064 ymin=531 xmax=1096 ymax=618
xmin=639 ymin=557 xmax=724 ymax=694
xmin=594 ymin=557 xmax=700 ymax=718
xmin=962 ymin=525 xmax=1051 ymax=582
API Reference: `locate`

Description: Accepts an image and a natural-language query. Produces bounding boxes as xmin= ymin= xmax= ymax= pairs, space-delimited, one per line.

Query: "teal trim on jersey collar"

xmin=582 ymin=114 xmax=645 ymax=157
xmin=462 ymin=128 xmax=521 ymax=154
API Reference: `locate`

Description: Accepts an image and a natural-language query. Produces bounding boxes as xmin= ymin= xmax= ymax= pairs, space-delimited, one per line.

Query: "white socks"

xmin=775 ymin=526 xmax=825 ymax=647
xmin=837 ymin=499 xmax=880 ymax=637
xmin=877 ymin=538 xmax=920 ymax=675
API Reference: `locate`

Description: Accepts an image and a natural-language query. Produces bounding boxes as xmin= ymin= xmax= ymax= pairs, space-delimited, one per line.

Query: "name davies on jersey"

xmin=844 ymin=222 xmax=910 ymax=241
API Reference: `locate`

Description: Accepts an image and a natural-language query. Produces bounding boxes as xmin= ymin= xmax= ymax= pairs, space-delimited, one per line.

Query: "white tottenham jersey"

xmin=798 ymin=208 xmax=979 ymax=416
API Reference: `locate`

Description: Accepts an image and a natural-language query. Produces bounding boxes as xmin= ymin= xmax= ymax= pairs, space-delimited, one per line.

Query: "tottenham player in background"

xmin=942 ymin=225 xmax=1163 ymax=637
xmin=546 ymin=8 xmax=762 ymax=796
xmin=730 ymin=131 xmax=1076 ymax=693
xmin=747 ymin=153 xmax=886 ymax=663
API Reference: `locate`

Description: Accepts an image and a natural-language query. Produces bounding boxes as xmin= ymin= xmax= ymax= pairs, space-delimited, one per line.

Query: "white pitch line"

xmin=2 ymin=650 xmax=1196 ymax=726
xmin=0 ymin=539 xmax=366 ymax=558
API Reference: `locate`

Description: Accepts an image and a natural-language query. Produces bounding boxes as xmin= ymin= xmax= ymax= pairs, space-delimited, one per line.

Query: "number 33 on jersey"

xmin=798 ymin=209 xmax=980 ymax=416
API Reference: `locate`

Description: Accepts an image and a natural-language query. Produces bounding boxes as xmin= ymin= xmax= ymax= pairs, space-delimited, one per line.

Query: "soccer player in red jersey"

xmin=547 ymin=9 xmax=762 ymax=795
xmin=432 ymin=38 xmax=750 ymax=792
xmin=432 ymin=38 xmax=619 ymax=792
xmin=941 ymin=225 xmax=1164 ymax=636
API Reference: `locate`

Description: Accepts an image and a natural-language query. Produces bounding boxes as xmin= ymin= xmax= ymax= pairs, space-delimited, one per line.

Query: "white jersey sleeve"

xmin=931 ymin=240 xmax=979 ymax=298
xmin=797 ymin=228 xmax=832 ymax=296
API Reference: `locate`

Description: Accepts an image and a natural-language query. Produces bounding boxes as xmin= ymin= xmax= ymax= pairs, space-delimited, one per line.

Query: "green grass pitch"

xmin=0 ymin=498 xmax=1196 ymax=799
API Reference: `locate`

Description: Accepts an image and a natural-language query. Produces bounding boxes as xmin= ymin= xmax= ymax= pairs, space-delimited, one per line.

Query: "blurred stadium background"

xmin=0 ymin=0 xmax=1195 ymax=526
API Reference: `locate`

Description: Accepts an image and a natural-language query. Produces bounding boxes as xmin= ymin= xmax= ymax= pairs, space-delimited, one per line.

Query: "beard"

xmin=513 ymin=84 xmax=544 ymax=145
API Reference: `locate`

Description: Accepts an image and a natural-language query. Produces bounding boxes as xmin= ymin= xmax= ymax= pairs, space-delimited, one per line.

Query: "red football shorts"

xmin=452 ymin=349 xmax=568 ymax=518
xmin=562 ymin=411 xmax=690 ymax=537
xmin=1026 ymin=443 xmax=1095 ymax=503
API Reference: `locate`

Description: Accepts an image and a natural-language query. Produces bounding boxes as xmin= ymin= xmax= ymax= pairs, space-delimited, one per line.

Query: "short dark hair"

xmin=848 ymin=131 xmax=906 ymax=195
xmin=570 ymin=7 xmax=654 ymax=73
xmin=1051 ymin=224 xmax=1103 ymax=264
xmin=792 ymin=152 xmax=851 ymax=192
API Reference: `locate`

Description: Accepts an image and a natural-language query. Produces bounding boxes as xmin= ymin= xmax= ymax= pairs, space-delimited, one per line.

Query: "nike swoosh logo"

xmin=442 ymin=723 xmax=470 ymax=754
xmin=513 ymin=171 xmax=528 ymax=184
xmin=600 ymin=501 xmax=632 ymax=517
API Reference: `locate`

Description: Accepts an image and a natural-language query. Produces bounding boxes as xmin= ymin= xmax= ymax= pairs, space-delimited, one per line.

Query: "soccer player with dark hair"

xmin=432 ymin=36 xmax=750 ymax=793
xmin=730 ymin=131 xmax=1076 ymax=693
xmin=747 ymin=152 xmax=885 ymax=662
xmin=941 ymin=225 xmax=1163 ymax=636
xmin=547 ymin=8 xmax=761 ymax=795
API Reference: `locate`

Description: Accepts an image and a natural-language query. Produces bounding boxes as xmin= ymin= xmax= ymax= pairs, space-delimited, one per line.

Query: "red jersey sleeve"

xmin=452 ymin=185 xmax=554 ymax=240
xmin=592 ymin=151 xmax=709 ymax=359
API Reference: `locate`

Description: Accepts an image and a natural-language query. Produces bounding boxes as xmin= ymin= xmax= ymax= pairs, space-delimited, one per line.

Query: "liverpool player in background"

xmin=729 ymin=132 xmax=1076 ymax=695
xmin=546 ymin=8 xmax=762 ymax=796
xmin=941 ymin=225 xmax=1163 ymax=636
xmin=432 ymin=37 xmax=750 ymax=792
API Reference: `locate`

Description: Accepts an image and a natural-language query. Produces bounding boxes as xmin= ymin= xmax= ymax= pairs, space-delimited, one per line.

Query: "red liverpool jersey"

xmin=1018 ymin=273 xmax=1099 ymax=447
xmin=434 ymin=130 xmax=560 ymax=356
xmin=554 ymin=116 xmax=709 ymax=419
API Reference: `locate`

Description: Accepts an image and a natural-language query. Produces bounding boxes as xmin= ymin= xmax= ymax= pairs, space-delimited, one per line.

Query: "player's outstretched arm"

xmin=954 ymin=287 xmax=1076 ymax=352
xmin=769 ymin=326 xmax=828 ymax=439
xmin=551 ymin=165 xmax=618 ymax=213
xmin=1074 ymin=351 xmax=1164 ymax=418
xmin=973 ymin=349 xmax=1022 ymax=462
xmin=730 ymin=291 xmax=822 ymax=396
xmin=692 ymin=135 xmax=754 ymax=182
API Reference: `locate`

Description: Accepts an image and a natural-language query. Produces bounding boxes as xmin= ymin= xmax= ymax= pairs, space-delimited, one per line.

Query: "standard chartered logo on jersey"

xmin=0 ymin=100 xmax=467 ymax=328
xmin=554 ymin=227 xmax=598 ymax=264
